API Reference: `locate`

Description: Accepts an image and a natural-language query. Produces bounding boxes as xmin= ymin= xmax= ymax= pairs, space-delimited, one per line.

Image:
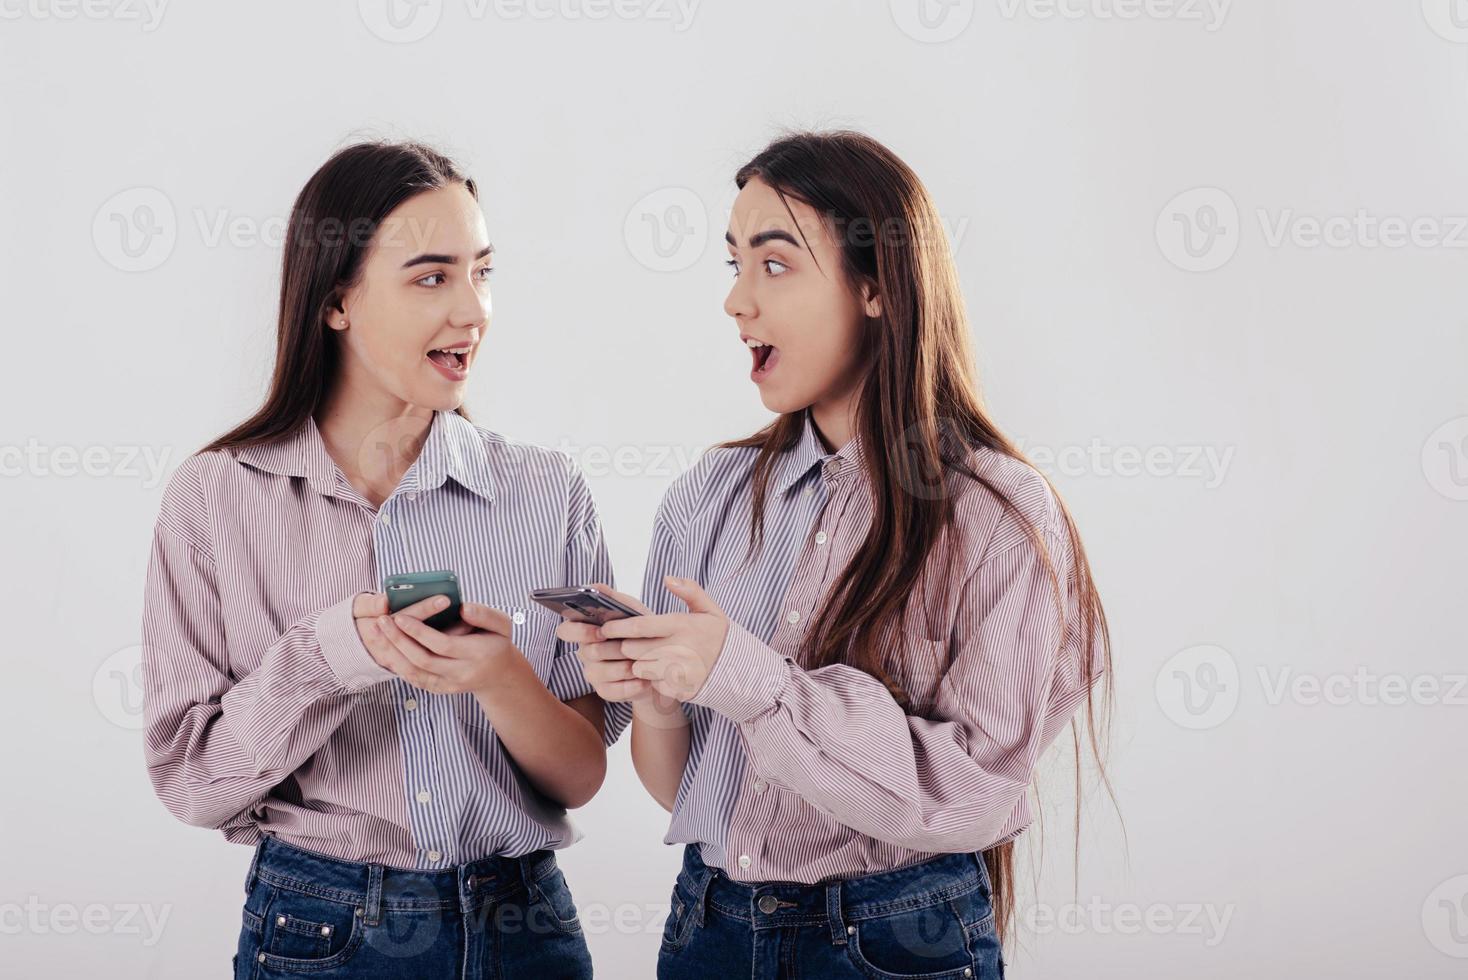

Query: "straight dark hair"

xmin=202 ymin=140 xmax=475 ymax=454
xmin=723 ymin=130 xmax=1117 ymax=947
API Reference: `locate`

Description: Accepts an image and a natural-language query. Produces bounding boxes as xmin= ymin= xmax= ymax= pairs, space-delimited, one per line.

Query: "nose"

xmin=723 ymin=269 xmax=756 ymax=321
xmin=450 ymin=276 xmax=491 ymax=331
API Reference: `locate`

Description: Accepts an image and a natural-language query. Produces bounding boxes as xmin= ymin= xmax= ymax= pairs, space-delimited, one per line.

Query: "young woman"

xmin=561 ymin=131 xmax=1113 ymax=979
xmin=142 ymin=141 xmax=613 ymax=978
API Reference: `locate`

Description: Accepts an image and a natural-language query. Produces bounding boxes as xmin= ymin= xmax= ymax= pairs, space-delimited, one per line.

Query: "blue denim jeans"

xmin=232 ymin=834 xmax=593 ymax=979
xmin=657 ymin=844 xmax=1005 ymax=980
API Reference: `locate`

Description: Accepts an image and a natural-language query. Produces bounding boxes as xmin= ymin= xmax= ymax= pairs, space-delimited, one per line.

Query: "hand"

xmin=358 ymin=594 xmax=519 ymax=695
xmin=554 ymin=584 xmax=664 ymax=707
xmin=596 ymin=577 xmax=729 ymax=703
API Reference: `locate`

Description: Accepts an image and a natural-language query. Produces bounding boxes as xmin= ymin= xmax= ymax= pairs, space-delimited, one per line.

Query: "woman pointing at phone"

xmin=558 ymin=131 xmax=1114 ymax=979
xmin=142 ymin=141 xmax=609 ymax=978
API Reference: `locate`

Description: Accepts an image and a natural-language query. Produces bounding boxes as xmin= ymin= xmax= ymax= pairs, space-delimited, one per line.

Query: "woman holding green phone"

xmin=142 ymin=140 xmax=612 ymax=978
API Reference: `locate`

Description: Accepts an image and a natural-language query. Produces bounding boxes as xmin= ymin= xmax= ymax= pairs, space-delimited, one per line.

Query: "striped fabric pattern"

xmin=141 ymin=409 xmax=611 ymax=869
xmin=620 ymin=410 xmax=1104 ymax=885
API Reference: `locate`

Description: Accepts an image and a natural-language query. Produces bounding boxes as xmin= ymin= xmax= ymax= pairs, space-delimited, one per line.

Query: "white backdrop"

xmin=2 ymin=1 xmax=1465 ymax=976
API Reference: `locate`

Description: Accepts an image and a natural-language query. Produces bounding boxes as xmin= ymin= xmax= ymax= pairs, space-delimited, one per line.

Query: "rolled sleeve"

xmin=315 ymin=594 xmax=393 ymax=691
xmin=688 ymin=620 xmax=792 ymax=724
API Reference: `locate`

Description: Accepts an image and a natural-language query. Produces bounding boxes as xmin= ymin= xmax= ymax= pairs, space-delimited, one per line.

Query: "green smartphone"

xmin=383 ymin=570 xmax=462 ymax=630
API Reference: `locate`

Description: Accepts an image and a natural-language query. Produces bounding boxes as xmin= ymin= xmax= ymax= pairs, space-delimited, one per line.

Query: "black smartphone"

xmin=384 ymin=570 xmax=462 ymax=630
xmin=530 ymin=586 xmax=643 ymax=625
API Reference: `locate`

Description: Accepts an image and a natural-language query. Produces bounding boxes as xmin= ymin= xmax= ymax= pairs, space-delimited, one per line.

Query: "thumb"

xmin=460 ymin=601 xmax=513 ymax=636
xmin=665 ymin=576 xmax=722 ymax=616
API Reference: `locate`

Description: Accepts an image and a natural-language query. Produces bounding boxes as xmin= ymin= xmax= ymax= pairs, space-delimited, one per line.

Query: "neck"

xmin=809 ymin=388 xmax=861 ymax=455
xmin=315 ymin=379 xmax=435 ymax=506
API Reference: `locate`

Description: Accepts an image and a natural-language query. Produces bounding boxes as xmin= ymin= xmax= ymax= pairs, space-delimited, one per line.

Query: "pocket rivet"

xmin=276 ymin=915 xmax=286 ymax=926
xmin=321 ymin=925 xmax=331 ymax=936
xmin=847 ymin=925 xmax=855 ymax=935
xmin=964 ymin=970 xmax=972 ymax=977
xmin=355 ymin=907 xmax=364 ymax=917
xmin=257 ymin=953 xmax=265 ymax=963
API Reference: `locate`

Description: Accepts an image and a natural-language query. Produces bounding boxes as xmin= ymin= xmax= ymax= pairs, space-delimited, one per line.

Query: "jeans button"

xmin=758 ymin=895 xmax=778 ymax=914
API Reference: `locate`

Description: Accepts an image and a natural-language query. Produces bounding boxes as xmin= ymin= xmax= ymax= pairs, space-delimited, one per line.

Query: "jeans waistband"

xmin=246 ymin=834 xmax=560 ymax=924
xmin=676 ymin=844 xmax=992 ymax=944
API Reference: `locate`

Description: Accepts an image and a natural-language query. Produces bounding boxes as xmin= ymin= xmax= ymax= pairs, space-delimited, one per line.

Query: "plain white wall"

xmin=2 ymin=0 xmax=1465 ymax=975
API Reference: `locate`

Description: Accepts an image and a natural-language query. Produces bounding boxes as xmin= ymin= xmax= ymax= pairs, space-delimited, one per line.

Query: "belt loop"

xmin=825 ymin=879 xmax=848 ymax=946
xmin=363 ymin=863 xmax=384 ymax=926
xmin=518 ymin=851 xmax=543 ymax=903
xmin=244 ymin=836 xmax=265 ymax=895
xmin=691 ymin=863 xmax=716 ymax=927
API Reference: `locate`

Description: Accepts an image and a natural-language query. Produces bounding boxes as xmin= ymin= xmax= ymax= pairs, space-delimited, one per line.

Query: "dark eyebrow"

xmin=401 ymin=244 xmax=494 ymax=269
xmin=724 ymin=229 xmax=801 ymax=250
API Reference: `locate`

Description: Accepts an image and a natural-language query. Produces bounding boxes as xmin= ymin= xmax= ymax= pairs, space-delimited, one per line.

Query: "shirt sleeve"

xmin=687 ymin=525 xmax=1100 ymax=853
xmin=142 ymin=475 xmax=393 ymax=832
xmin=542 ymin=460 xmax=625 ymax=745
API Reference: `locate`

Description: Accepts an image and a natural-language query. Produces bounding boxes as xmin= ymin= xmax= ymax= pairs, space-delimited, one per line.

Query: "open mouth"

xmin=745 ymin=336 xmax=779 ymax=381
xmin=426 ymin=344 xmax=472 ymax=375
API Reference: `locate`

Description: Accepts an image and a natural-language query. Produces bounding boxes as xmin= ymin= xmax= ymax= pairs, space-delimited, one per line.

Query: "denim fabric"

xmin=231 ymin=834 xmax=592 ymax=978
xmin=657 ymin=844 xmax=1004 ymax=980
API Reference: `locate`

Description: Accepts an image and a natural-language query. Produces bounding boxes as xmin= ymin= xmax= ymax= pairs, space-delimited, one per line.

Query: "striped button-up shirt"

xmin=142 ymin=409 xmax=611 ymax=869
xmin=613 ymin=410 xmax=1103 ymax=884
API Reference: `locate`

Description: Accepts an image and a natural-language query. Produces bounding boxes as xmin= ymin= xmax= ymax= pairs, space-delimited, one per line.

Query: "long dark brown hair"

xmin=202 ymin=140 xmax=475 ymax=454
xmin=723 ymin=131 xmax=1117 ymax=946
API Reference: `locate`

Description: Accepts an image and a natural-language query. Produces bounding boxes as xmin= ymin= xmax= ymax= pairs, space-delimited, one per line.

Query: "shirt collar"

xmin=772 ymin=409 xmax=866 ymax=496
xmin=232 ymin=410 xmax=495 ymax=502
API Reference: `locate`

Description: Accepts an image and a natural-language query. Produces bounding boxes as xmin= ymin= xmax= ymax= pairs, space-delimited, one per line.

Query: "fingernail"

xmin=434 ymin=596 xmax=448 ymax=608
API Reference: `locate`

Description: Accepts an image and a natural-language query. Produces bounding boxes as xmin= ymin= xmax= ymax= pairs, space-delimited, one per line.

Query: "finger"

xmin=377 ymin=615 xmax=453 ymax=672
xmin=556 ymin=621 xmax=604 ymax=645
xmin=389 ymin=612 xmax=452 ymax=656
xmin=587 ymin=583 xmax=654 ymax=617
xmin=598 ymin=613 xmax=686 ymax=641
xmin=586 ymin=659 xmax=639 ymax=685
xmin=574 ymin=640 xmax=626 ymax=663
xmin=619 ymin=637 xmax=664 ymax=661
xmin=664 ymin=576 xmax=723 ymax=616
xmin=361 ymin=620 xmax=434 ymax=688
xmin=353 ymin=592 xmax=389 ymax=619
xmin=599 ymin=677 xmax=653 ymax=702
xmin=459 ymin=602 xmax=513 ymax=637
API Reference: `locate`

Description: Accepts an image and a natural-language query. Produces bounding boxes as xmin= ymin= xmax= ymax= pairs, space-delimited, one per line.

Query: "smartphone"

xmin=530 ymin=586 xmax=643 ymax=625
xmin=384 ymin=570 xmax=462 ymax=630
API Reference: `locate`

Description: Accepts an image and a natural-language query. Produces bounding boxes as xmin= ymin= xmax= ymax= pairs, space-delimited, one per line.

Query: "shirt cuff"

xmin=689 ymin=620 xmax=791 ymax=723
xmin=316 ymin=594 xmax=394 ymax=691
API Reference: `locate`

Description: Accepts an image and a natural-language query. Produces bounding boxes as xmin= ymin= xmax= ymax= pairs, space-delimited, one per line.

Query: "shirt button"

xmin=803 ymin=485 xmax=815 ymax=496
xmin=416 ymin=790 xmax=431 ymax=804
xmin=512 ymin=610 xmax=526 ymax=626
xmin=405 ymin=492 xmax=418 ymax=502
xmin=814 ymin=531 xmax=828 ymax=546
xmin=404 ymin=698 xmax=418 ymax=711
xmin=427 ymin=850 xmax=442 ymax=862
xmin=379 ymin=512 xmax=391 ymax=525
xmin=785 ymin=610 xmax=801 ymax=626
xmin=753 ymin=780 xmax=767 ymax=793
xmin=737 ymin=854 xmax=751 ymax=869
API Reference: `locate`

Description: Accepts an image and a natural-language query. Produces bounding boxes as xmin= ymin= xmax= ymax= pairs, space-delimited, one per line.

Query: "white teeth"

xmin=745 ymin=339 xmax=768 ymax=348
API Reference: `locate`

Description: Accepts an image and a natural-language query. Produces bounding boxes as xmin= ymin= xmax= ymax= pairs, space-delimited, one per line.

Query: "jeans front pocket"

xmin=659 ymin=878 xmax=700 ymax=953
xmin=256 ymin=881 xmax=365 ymax=974
xmin=845 ymin=896 xmax=977 ymax=980
xmin=528 ymin=865 xmax=583 ymax=936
